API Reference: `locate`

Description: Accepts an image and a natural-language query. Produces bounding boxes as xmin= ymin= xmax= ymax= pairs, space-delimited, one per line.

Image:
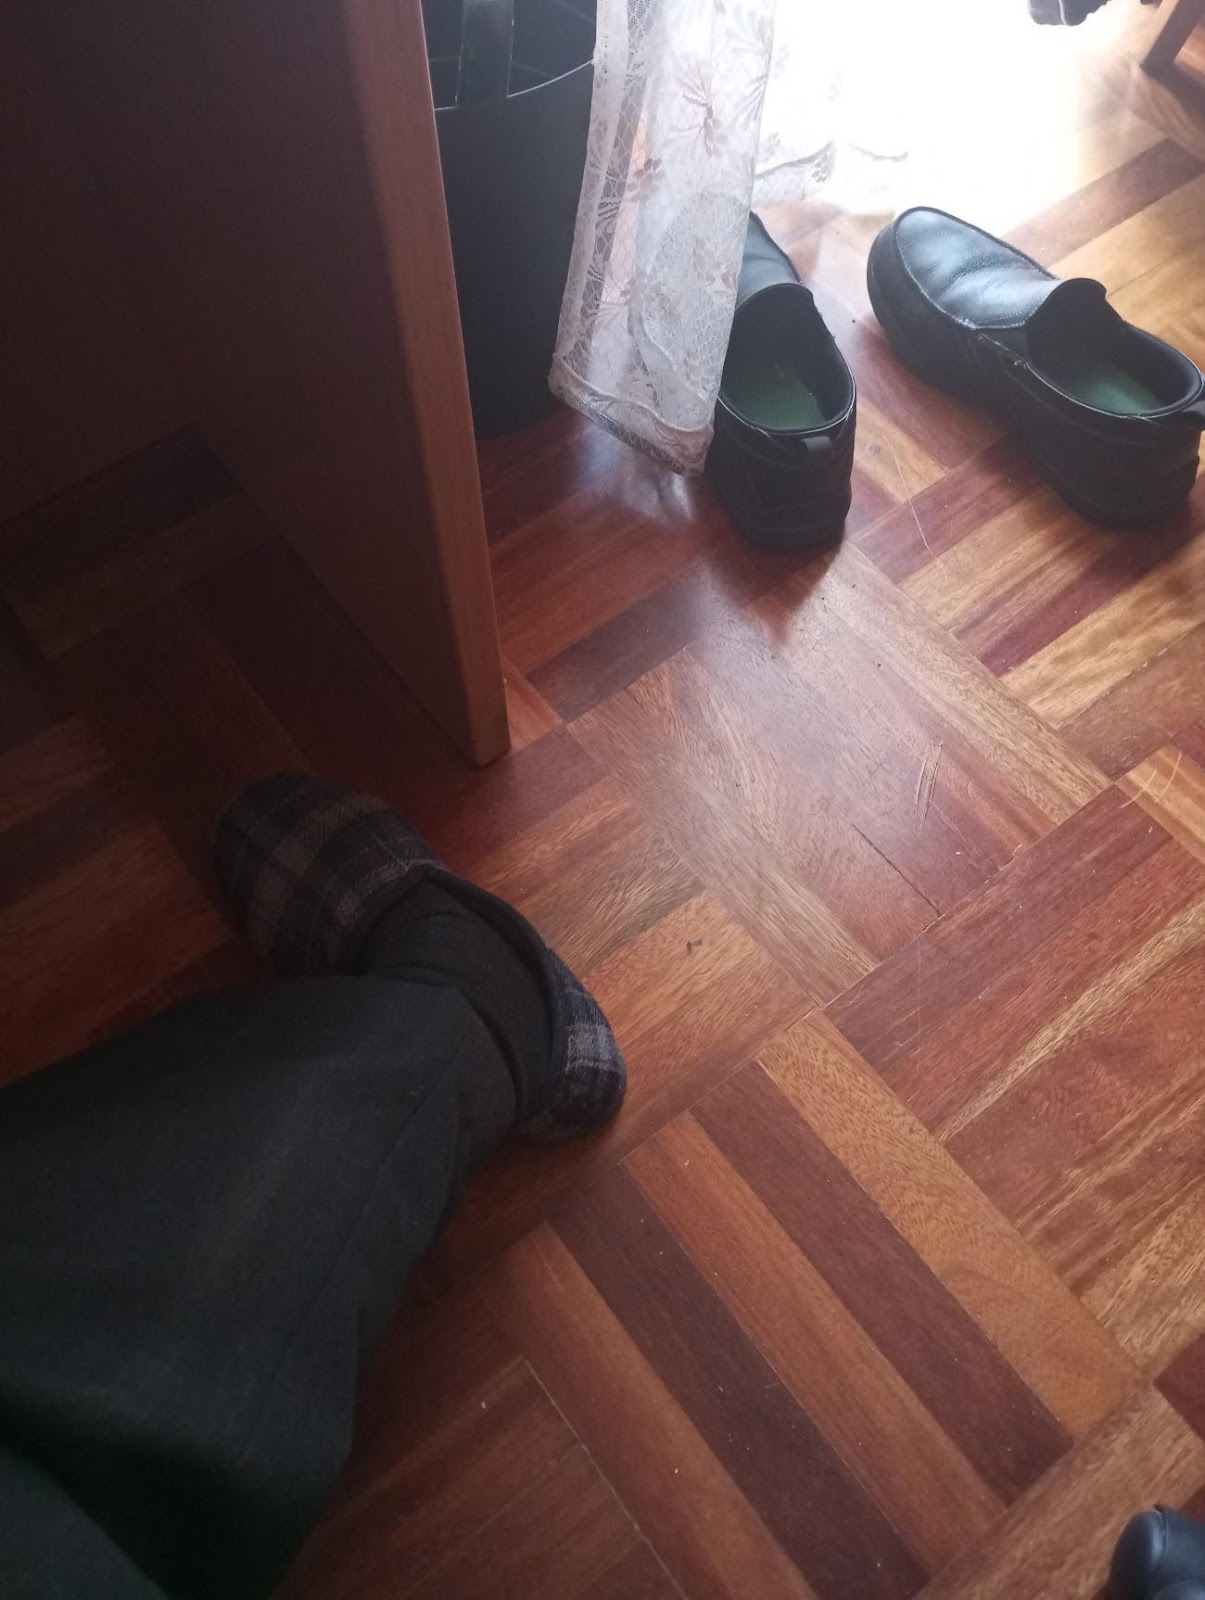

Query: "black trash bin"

xmin=425 ymin=0 xmax=595 ymax=437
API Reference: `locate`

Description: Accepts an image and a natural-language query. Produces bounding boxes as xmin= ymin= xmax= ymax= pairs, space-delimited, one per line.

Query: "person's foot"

xmin=211 ymin=773 xmax=626 ymax=1141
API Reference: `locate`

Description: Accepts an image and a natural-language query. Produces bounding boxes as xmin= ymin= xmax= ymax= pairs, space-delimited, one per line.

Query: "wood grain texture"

xmin=1123 ymin=741 xmax=1205 ymax=864
xmin=1087 ymin=1176 xmax=1205 ymax=1373
xmin=474 ymin=778 xmax=700 ymax=976
xmin=403 ymin=1445 xmax=639 ymax=1600
xmin=0 ymin=717 xmax=111 ymax=834
xmin=1160 ymin=1326 xmax=1205 ymax=1437
xmin=629 ymin=1113 xmax=1006 ymax=1572
xmin=921 ymin=1388 xmax=1205 ymax=1600
xmin=5 ymin=494 xmax=265 ymax=658
xmin=287 ymin=1360 xmax=575 ymax=1599
xmin=760 ymin=1015 xmax=1137 ymax=1434
xmin=572 ymin=1542 xmax=684 ymax=1600
xmin=485 ymin=1224 xmax=818 ymax=1600
xmin=1 ymin=821 xmax=227 ymax=1081
xmin=694 ymin=1065 xmax=1074 ymax=1506
xmin=554 ymin=1166 xmax=928 ymax=1600
xmin=5 ymin=3 xmax=1205 ymax=1592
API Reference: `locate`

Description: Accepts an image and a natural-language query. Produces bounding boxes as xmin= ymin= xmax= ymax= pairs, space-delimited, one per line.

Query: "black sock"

xmin=359 ymin=878 xmax=553 ymax=1122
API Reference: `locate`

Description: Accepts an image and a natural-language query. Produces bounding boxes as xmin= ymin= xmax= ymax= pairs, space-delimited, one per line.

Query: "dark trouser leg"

xmin=0 ymin=974 xmax=516 ymax=1600
xmin=0 ymin=1447 xmax=168 ymax=1600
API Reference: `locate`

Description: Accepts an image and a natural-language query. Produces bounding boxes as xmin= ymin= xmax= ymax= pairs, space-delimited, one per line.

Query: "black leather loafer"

xmin=1111 ymin=1508 xmax=1205 ymax=1598
xmin=867 ymin=207 xmax=1205 ymax=524
xmin=707 ymin=214 xmax=856 ymax=551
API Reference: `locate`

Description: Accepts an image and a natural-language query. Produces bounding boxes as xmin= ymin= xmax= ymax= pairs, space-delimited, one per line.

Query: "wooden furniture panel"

xmin=38 ymin=0 xmax=507 ymax=763
xmin=0 ymin=3 xmax=183 ymax=528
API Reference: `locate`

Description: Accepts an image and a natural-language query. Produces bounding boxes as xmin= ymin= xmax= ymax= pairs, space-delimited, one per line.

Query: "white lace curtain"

xmin=550 ymin=0 xmax=903 ymax=473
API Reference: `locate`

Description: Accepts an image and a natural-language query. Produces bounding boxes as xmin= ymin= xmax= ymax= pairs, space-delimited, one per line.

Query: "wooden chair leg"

xmin=1142 ymin=0 xmax=1205 ymax=72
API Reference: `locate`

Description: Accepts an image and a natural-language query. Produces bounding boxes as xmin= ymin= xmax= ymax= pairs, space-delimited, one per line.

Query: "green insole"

xmin=723 ymin=343 xmax=827 ymax=430
xmin=1040 ymin=345 xmax=1164 ymax=416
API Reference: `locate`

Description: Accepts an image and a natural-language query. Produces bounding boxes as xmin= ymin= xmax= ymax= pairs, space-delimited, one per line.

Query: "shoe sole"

xmin=866 ymin=233 xmax=1195 ymax=527
xmin=710 ymin=486 xmax=852 ymax=553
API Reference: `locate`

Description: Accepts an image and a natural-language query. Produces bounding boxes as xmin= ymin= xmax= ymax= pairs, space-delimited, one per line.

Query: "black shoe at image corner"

xmin=866 ymin=207 xmax=1205 ymax=525
xmin=706 ymin=214 xmax=856 ymax=552
xmin=1111 ymin=1507 xmax=1205 ymax=1599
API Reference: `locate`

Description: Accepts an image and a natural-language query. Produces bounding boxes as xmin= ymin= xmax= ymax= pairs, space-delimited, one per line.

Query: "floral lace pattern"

xmin=551 ymin=0 xmax=902 ymax=474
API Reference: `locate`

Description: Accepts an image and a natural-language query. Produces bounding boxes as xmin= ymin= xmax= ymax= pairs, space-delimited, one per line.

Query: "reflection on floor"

xmin=3 ymin=1 xmax=1205 ymax=1595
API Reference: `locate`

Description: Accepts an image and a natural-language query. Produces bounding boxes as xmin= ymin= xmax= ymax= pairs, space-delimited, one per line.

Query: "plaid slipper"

xmin=211 ymin=774 xmax=626 ymax=1142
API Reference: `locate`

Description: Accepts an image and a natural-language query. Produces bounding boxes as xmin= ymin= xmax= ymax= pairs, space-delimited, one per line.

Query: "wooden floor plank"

xmin=485 ymin=1224 xmax=818 ymax=1600
xmin=1088 ymin=1177 xmax=1205 ymax=1373
xmin=0 ymin=716 xmax=112 ymax=833
xmin=0 ymin=606 xmax=66 ymax=755
xmin=473 ymin=778 xmax=700 ymax=977
xmin=830 ymin=786 xmax=1164 ymax=1086
xmin=920 ymin=1389 xmax=1205 ymax=1600
xmin=491 ymin=473 xmax=728 ymax=674
xmin=283 ymin=1360 xmax=576 ymax=1600
xmin=854 ymin=438 xmax=1039 ymax=584
xmin=576 ymin=653 xmax=907 ymax=1001
xmin=553 ymin=1165 xmax=928 ymax=1600
xmin=1003 ymin=527 xmax=1205 ymax=727
xmin=1061 ymin=621 xmax=1205 ymax=777
xmin=770 ymin=542 xmax=1107 ymax=824
xmin=4 ymin=493 xmax=265 ymax=657
xmin=1123 ymin=741 xmax=1205 ymax=864
xmin=527 ymin=534 xmax=792 ymax=722
xmin=900 ymin=485 xmax=1196 ymax=679
xmin=1009 ymin=138 xmax=1204 ymax=264
xmin=402 ymin=1445 xmax=640 ymax=1600
xmin=53 ymin=592 xmax=309 ymax=876
xmin=694 ymin=1065 xmax=1074 ymax=1506
xmin=629 ymin=1113 xmax=1005 ymax=1572
xmin=1 ymin=821 xmax=228 ymax=1081
xmin=5 ymin=7 xmax=1205 ymax=1593
xmin=1160 ymin=1328 xmax=1205 ymax=1440
xmin=501 ymin=660 xmax=561 ymax=752
xmin=571 ymin=1541 xmax=685 ymax=1600
xmin=0 ymin=427 xmax=233 ymax=569
xmin=761 ymin=1015 xmax=1137 ymax=1435
xmin=1054 ymin=168 xmax=1205 ymax=292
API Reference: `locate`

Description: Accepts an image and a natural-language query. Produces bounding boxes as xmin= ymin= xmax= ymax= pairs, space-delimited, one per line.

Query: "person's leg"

xmin=0 ymin=975 xmax=515 ymax=1600
xmin=362 ymin=876 xmax=552 ymax=1109
xmin=0 ymin=1436 xmax=179 ymax=1599
xmin=0 ymin=774 xmax=625 ymax=1600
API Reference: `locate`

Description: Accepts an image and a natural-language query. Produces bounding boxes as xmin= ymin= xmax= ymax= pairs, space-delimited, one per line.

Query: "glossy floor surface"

xmin=4 ymin=3 xmax=1205 ymax=1596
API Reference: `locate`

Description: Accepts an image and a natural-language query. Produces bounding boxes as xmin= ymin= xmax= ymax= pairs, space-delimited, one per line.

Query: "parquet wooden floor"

xmin=3 ymin=3 xmax=1205 ymax=1596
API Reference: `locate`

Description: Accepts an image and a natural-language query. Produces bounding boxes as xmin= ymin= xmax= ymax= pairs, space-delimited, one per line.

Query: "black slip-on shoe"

xmin=867 ymin=206 xmax=1205 ymax=525
xmin=212 ymin=774 xmax=626 ymax=1142
xmin=1111 ymin=1508 xmax=1205 ymax=1599
xmin=707 ymin=214 xmax=856 ymax=551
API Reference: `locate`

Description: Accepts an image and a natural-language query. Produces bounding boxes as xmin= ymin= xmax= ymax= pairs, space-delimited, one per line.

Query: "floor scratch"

xmin=915 ymin=739 xmax=943 ymax=826
xmin=1157 ymin=748 xmax=1184 ymax=803
xmin=887 ymin=432 xmax=934 ymax=558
